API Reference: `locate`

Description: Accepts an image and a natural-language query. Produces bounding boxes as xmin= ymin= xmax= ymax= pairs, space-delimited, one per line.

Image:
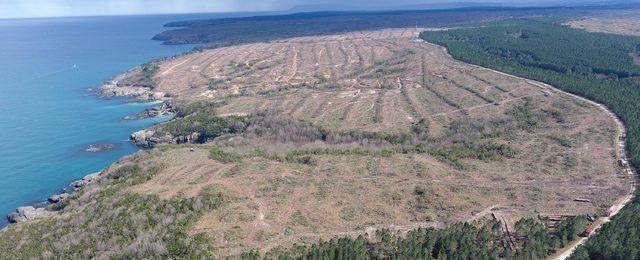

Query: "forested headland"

xmin=421 ymin=18 xmax=640 ymax=259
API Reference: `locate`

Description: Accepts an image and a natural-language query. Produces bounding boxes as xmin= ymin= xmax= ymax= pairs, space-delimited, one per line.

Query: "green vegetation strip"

xmin=420 ymin=18 xmax=640 ymax=259
xmin=206 ymin=142 xmax=514 ymax=170
xmin=242 ymin=216 xmax=587 ymax=259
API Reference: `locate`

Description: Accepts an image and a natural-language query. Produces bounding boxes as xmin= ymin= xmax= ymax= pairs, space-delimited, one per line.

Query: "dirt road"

xmin=419 ymin=37 xmax=637 ymax=260
xmin=550 ymin=191 xmax=635 ymax=260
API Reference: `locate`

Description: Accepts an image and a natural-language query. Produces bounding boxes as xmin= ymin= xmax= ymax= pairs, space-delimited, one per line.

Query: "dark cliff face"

xmin=151 ymin=7 xmax=593 ymax=47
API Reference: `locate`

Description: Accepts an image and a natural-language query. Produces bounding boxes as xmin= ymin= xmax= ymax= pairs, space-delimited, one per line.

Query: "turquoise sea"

xmin=0 ymin=14 xmax=243 ymax=226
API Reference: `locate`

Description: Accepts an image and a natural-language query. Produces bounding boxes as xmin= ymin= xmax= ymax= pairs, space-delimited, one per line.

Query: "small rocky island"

xmin=85 ymin=143 xmax=116 ymax=153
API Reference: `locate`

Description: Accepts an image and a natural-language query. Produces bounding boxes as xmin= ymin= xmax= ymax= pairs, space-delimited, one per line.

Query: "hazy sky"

xmin=0 ymin=0 xmax=273 ymax=18
xmin=0 ymin=0 xmax=627 ymax=19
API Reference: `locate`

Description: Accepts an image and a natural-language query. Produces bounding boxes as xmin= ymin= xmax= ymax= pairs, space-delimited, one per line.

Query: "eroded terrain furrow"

xmin=399 ymin=80 xmax=422 ymax=119
xmin=444 ymin=76 xmax=496 ymax=104
xmin=466 ymin=71 xmax=510 ymax=93
xmin=372 ymin=88 xmax=385 ymax=124
xmin=420 ymin=55 xmax=462 ymax=110
xmin=323 ymin=43 xmax=338 ymax=83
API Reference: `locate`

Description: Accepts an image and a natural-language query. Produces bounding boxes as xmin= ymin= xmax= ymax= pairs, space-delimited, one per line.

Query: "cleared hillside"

xmin=0 ymin=29 xmax=630 ymax=258
xmin=420 ymin=18 xmax=640 ymax=260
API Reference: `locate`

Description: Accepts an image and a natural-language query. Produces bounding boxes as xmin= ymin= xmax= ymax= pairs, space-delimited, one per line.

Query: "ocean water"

xmin=0 ymin=14 xmax=237 ymax=226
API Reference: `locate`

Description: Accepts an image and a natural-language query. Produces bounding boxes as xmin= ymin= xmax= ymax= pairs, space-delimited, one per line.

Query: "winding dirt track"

xmin=418 ymin=39 xmax=638 ymax=260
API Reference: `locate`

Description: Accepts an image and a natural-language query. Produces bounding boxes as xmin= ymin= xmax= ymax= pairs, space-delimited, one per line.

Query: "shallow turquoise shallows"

xmin=0 ymin=14 xmax=227 ymax=226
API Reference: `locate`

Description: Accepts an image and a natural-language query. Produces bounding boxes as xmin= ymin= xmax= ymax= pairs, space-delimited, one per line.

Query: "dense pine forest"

xmin=241 ymin=217 xmax=587 ymax=259
xmin=420 ymin=18 xmax=640 ymax=259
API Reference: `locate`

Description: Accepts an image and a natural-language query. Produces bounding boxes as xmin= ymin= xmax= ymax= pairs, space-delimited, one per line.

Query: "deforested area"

xmin=421 ymin=17 xmax=640 ymax=260
xmin=566 ymin=9 xmax=640 ymax=36
xmin=0 ymin=28 xmax=631 ymax=258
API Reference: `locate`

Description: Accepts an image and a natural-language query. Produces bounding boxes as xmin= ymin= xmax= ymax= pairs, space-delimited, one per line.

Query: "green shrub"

xmin=141 ymin=62 xmax=160 ymax=80
xmin=208 ymin=146 xmax=243 ymax=163
xmin=160 ymin=113 xmax=246 ymax=141
xmin=507 ymin=98 xmax=545 ymax=132
xmin=207 ymin=78 xmax=225 ymax=90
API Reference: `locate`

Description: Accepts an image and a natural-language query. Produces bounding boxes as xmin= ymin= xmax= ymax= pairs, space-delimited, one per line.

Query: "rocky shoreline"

xmin=129 ymin=129 xmax=201 ymax=148
xmin=97 ymin=66 xmax=168 ymax=102
xmin=6 ymin=171 xmax=101 ymax=224
xmin=5 ymin=66 xmax=175 ymax=225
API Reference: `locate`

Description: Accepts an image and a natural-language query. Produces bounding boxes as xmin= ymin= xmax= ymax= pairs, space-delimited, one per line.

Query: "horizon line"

xmin=1 ymin=2 xmax=638 ymax=21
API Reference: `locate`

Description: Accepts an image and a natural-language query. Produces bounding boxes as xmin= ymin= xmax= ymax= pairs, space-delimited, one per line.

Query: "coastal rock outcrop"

xmin=130 ymin=129 xmax=159 ymax=147
xmin=7 ymin=206 xmax=48 ymax=223
xmin=6 ymin=170 xmax=99 ymax=224
xmin=85 ymin=143 xmax=116 ymax=153
xmin=70 ymin=172 xmax=100 ymax=188
xmin=136 ymin=102 xmax=175 ymax=119
xmin=130 ymin=128 xmax=203 ymax=147
xmin=99 ymin=83 xmax=165 ymax=102
xmin=97 ymin=67 xmax=167 ymax=102
xmin=47 ymin=193 xmax=70 ymax=203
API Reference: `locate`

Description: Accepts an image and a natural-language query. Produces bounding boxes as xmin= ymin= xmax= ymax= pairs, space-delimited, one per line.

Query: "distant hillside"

xmin=152 ymin=6 xmax=596 ymax=47
xmin=287 ymin=2 xmax=500 ymax=12
xmin=287 ymin=0 xmax=640 ymax=12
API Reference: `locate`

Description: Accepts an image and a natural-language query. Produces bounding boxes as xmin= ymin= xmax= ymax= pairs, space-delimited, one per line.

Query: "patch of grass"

xmin=507 ymin=98 xmax=545 ymax=132
xmin=290 ymin=210 xmax=309 ymax=227
xmin=549 ymin=135 xmax=574 ymax=148
xmin=428 ymin=141 xmax=516 ymax=170
xmin=412 ymin=118 xmax=431 ymax=139
xmin=564 ymin=154 xmax=578 ymax=169
xmin=225 ymin=226 xmax=246 ymax=242
xmin=284 ymin=153 xmax=315 ymax=165
xmin=209 ymin=146 xmax=243 ymax=163
xmin=207 ymin=77 xmax=225 ymax=90
xmin=544 ymin=108 xmax=567 ymax=123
